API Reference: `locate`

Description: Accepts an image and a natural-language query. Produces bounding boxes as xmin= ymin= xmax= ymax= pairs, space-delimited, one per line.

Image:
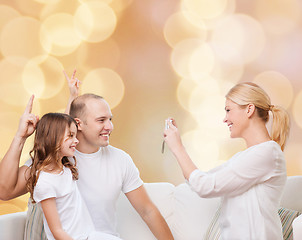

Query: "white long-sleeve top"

xmin=188 ymin=141 xmax=286 ymax=240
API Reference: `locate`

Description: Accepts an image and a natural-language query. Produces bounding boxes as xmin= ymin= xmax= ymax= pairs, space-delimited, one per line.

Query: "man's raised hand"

xmin=63 ymin=69 xmax=81 ymax=99
xmin=16 ymin=95 xmax=39 ymax=139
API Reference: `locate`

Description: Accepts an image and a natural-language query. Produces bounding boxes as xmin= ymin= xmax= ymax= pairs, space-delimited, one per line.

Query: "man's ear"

xmin=247 ymin=103 xmax=256 ymax=118
xmin=74 ymin=118 xmax=83 ymax=130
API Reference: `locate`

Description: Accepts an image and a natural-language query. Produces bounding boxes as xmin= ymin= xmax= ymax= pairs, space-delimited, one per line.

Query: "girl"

xmin=164 ymin=82 xmax=290 ymax=239
xmin=26 ymin=113 xmax=116 ymax=240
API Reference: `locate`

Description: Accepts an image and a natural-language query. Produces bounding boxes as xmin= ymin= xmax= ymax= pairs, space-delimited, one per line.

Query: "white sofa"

xmin=0 ymin=176 xmax=302 ymax=240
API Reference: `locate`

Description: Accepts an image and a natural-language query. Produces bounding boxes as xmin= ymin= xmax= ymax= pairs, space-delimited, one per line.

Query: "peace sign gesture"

xmin=16 ymin=95 xmax=39 ymax=139
xmin=63 ymin=69 xmax=81 ymax=99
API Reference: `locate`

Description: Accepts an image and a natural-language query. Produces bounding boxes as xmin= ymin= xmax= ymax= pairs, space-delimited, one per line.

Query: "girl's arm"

xmin=40 ymin=198 xmax=73 ymax=240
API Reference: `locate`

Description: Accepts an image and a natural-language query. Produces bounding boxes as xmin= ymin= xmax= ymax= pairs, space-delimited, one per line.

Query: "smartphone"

xmin=165 ymin=119 xmax=172 ymax=130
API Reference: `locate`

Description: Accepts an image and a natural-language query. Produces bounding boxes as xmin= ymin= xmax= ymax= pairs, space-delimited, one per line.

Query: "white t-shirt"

xmin=33 ymin=167 xmax=95 ymax=240
xmin=26 ymin=145 xmax=143 ymax=237
xmin=71 ymin=145 xmax=143 ymax=236
xmin=188 ymin=141 xmax=286 ymax=240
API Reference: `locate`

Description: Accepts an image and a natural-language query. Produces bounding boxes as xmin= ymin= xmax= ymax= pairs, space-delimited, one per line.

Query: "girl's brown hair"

xmin=26 ymin=113 xmax=79 ymax=203
xmin=226 ymin=82 xmax=290 ymax=151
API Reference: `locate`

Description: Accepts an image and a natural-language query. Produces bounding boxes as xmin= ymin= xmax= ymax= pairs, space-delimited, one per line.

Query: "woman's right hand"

xmin=163 ymin=118 xmax=184 ymax=152
xmin=16 ymin=95 xmax=39 ymax=139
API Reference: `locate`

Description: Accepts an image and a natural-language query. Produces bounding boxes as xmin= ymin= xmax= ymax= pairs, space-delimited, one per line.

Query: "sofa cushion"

xmin=116 ymin=182 xmax=175 ymax=240
xmin=23 ymin=183 xmax=175 ymax=240
xmin=203 ymin=205 xmax=221 ymax=240
xmin=204 ymin=206 xmax=301 ymax=240
xmin=24 ymin=201 xmax=47 ymax=240
xmin=173 ymin=183 xmax=220 ymax=240
xmin=279 ymin=207 xmax=301 ymax=240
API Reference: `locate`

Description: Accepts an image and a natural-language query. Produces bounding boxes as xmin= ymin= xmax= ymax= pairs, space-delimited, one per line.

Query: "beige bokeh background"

xmin=0 ymin=0 xmax=302 ymax=215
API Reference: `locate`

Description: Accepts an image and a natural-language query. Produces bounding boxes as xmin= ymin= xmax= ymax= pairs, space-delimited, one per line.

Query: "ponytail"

xmin=270 ymin=105 xmax=290 ymax=151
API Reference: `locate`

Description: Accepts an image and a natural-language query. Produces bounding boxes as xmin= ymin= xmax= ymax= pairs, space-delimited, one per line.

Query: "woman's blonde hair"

xmin=26 ymin=113 xmax=79 ymax=203
xmin=226 ymin=82 xmax=290 ymax=151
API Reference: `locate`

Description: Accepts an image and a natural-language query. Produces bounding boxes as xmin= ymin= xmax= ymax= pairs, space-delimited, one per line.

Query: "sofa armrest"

xmin=0 ymin=211 xmax=26 ymax=240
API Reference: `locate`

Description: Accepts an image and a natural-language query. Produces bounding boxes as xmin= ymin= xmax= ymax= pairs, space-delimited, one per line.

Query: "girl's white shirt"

xmin=33 ymin=167 xmax=95 ymax=240
xmin=189 ymin=140 xmax=286 ymax=240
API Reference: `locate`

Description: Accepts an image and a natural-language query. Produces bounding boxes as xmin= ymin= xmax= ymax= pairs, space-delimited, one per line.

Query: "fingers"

xmin=27 ymin=113 xmax=39 ymax=128
xmin=75 ymin=78 xmax=81 ymax=88
xmin=71 ymin=69 xmax=76 ymax=79
xmin=24 ymin=95 xmax=34 ymax=114
xmin=63 ymin=69 xmax=69 ymax=80
xmin=63 ymin=69 xmax=77 ymax=82
xmin=166 ymin=117 xmax=177 ymax=129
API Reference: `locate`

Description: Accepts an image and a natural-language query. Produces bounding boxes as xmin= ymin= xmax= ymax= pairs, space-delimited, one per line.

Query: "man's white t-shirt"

xmin=188 ymin=141 xmax=286 ymax=240
xmin=71 ymin=145 xmax=143 ymax=236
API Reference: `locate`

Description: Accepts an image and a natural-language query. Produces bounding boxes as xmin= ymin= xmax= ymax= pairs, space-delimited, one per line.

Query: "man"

xmin=0 ymin=71 xmax=174 ymax=239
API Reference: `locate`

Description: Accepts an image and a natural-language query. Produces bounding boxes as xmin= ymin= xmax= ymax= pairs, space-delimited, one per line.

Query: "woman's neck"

xmin=243 ymin=121 xmax=271 ymax=148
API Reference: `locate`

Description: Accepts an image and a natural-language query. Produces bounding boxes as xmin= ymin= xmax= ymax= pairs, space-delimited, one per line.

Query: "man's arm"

xmin=125 ymin=185 xmax=174 ymax=240
xmin=63 ymin=69 xmax=80 ymax=114
xmin=0 ymin=96 xmax=38 ymax=200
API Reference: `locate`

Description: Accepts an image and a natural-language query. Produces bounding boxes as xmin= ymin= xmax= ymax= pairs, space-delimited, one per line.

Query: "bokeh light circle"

xmin=76 ymin=39 xmax=120 ymax=70
xmin=40 ymin=13 xmax=82 ymax=56
xmin=182 ymin=0 xmax=228 ymax=20
xmin=177 ymin=78 xmax=198 ymax=111
xmin=22 ymin=56 xmax=65 ymax=99
xmin=0 ymin=5 xmax=21 ymax=31
xmin=171 ymin=38 xmax=204 ymax=78
xmin=211 ymin=58 xmax=244 ymax=84
xmin=181 ymin=0 xmax=236 ymax=30
xmin=82 ymin=68 xmax=125 ymax=109
xmin=0 ymin=57 xmax=31 ymax=106
xmin=189 ymin=43 xmax=215 ymax=81
xmin=255 ymin=0 xmax=300 ymax=35
xmin=163 ymin=11 xmax=207 ymax=48
xmin=22 ymin=61 xmax=45 ymax=98
xmin=74 ymin=1 xmax=117 ymax=43
xmin=188 ymin=78 xmax=221 ymax=114
xmin=0 ymin=112 xmax=22 ymax=160
xmin=181 ymin=130 xmax=220 ymax=170
xmin=211 ymin=14 xmax=266 ymax=64
xmin=189 ymin=93 xmax=226 ymax=135
xmin=34 ymin=0 xmax=61 ymax=4
xmin=292 ymin=90 xmax=302 ymax=129
xmin=253 ymin=71 xmax=294 ymax=109
xmin=0 ymin=17 xmax=47 ymax=59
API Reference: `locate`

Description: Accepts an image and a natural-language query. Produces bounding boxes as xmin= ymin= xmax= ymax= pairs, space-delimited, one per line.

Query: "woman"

xmin=164 ymin=82 xmax=290 ymax=239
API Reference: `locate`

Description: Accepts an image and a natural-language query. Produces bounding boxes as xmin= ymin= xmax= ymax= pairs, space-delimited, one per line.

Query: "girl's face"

xmin=60 ymin=123 xmax=79 ymax=157
xmin=223 ymin=99 xmax=249 ymax=138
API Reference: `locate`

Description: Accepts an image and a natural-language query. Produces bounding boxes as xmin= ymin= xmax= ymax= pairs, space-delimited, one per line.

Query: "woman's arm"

xmin=41 ymin=198 xmax=73 ymax=240
xmin=164 ymin=119 xmax=276 ymax=198
xmin=163 ymin=119 xmax=197 ymax=180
